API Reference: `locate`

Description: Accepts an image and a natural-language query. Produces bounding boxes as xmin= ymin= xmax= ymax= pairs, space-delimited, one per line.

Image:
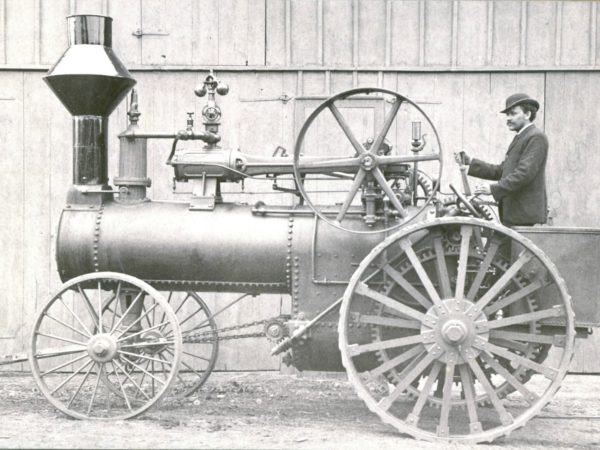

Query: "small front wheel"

xmin=29 ymin=272 xmax=182 ymax=419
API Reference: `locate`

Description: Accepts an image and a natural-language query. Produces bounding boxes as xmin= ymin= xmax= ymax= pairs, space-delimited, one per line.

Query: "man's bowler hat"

xmin=500 ymin=93 xmax=540 ymax=113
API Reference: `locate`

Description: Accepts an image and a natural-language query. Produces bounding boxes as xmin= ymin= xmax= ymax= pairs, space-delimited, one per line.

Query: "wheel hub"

xmin=441 ymin=320 xmax=468 ymax=344
xmin=87 ymin=333 xmax=118 ymax=362
xmin=140 ymin=330 xmax=167 ymax=355
xmin=359 ymin=153 xmax=378 ymax=171
xmin=421 ymin=299 xmax=489 ymax=363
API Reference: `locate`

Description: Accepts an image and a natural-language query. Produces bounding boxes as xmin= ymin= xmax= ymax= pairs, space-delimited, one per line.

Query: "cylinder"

xmin=68 ymin=14 xmax=112 ymax=46
xmin=114 ymin=135 xmax=151 ymax=201
xmin=72 ymin=116 xmax=108 ymax=185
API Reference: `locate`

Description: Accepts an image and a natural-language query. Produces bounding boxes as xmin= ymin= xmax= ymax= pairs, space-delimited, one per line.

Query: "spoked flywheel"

xmin=29 ymin=272 xmax=182 ymax=419
xmin=339 ymin=218 xmax=575 ymax=442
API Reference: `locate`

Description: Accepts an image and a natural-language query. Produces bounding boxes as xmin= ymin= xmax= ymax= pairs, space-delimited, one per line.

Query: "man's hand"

xmin=454 ymin=151 xmax=471 ymax=165
xmin=474 ymin=184 xmax=491 ymax=195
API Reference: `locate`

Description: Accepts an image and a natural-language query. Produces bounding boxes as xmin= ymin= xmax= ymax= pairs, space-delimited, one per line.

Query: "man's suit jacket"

xmin=468 ymin=124 xmax=548 ymax=226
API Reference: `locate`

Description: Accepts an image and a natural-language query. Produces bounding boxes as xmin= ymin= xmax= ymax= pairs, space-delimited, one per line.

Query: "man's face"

xmin=505 ymin=105 xmax=531 ymax=132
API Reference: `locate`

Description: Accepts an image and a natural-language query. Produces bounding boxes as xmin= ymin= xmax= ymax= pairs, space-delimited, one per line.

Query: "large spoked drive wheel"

xmin=293 ymin=87 xmax=443 ymax=234
xmin=339 ymin=218 xmax=575 ymax=442
xmin=29 ymin=272 xmax=182 ymax=419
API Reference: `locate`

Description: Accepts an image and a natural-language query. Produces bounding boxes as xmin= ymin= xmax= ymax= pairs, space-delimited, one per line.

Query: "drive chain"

xmin=182 ymin=319 xmax=268 ymax=344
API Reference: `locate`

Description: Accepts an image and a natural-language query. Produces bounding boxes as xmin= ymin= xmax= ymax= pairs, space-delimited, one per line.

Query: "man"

xmin=458 ymin=93 xmax=548 ymax=226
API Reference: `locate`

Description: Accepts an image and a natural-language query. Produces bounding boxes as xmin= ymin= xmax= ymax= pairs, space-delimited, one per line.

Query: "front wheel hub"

xmin=87 ymin=333 xmax=118 ymax=362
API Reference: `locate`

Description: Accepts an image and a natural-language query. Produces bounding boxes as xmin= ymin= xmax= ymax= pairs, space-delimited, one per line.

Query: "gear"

xmin=367 ymin=234 xmax=547 ymax=409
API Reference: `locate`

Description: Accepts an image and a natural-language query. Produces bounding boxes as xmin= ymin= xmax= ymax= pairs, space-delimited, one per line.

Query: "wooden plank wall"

xmin=1 ymin=0 xmax=600 ymax=372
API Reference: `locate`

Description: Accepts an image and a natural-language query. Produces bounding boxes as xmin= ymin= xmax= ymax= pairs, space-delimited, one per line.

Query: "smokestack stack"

xmin=44 ymin=15 xmax=136 ymax=187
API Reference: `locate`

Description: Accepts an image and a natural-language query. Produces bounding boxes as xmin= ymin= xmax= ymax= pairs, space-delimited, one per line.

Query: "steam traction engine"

xmin=12 ymin=15 xmax=600 ymax=443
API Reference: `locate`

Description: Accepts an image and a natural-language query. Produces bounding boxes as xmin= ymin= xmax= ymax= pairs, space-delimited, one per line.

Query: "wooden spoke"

xmin=43 ymin=313 xmax=91 ymax=340
xmin=87 ymin=368 xmax=103 ymax=415
xmin=65 ymin=361 xmax=96 ymax=407
xmin=113 ymin=303 xmax=159 ymax=339
xmin=120 ymin=340 xmax=175 ymax=349
xmin=97 ymin=281 xmax=104 ymax=333
xmin=357 ymin=314 xmax=421 ymax=329
xmin=371 ymin=98 xmax=402 ymax=154
xmin=119 ymin=355 xmax=167 ymax=386
xmin=381 ymin=264 xmax=433 ymax=309
xmin=177 ymin=357 xmax=208 ymax=379
xmin=474 ymin=341 xmax=558 ymax=380
xmin=372 ymin=168 xmax=408 ymax=218
xmin=117 ymin=321 xmax=171 ymax=343
xmin=336 ymin=169 xmax=367 ymax=223
xmin=58 ymin=296 xmax=94 ymax=337
xmin=406 ymin=361 xmax=443 ymax=426
xmin=464 ymin=351 xmax=513 ymax=426
xmin=367 ymin=345 xmax=425 ymax=379
xmin=466 ymin=239 xmax=500 ymax=301
xmin=484 ymin=280 xmax=547 ymax=316
xmin=399 ymin=239 xmax=443 ymax=307
xmin=472 ymin=226 xmax=485 ymax=253
xmin=51 ymin=359 xmax=94 ymax=396
xmin=182 ymin=350 xmax=212 ymax=363
xmin=118 ymin=350 xmax=174 ymax=366
xmin=432 ymin=235 xmax=452 ymax=299
xmin=489 ymin=338 xmax=530 ymax=354
xmin=454 ymin=226 xmax=473 ymax=301
xmin=34 ymin=345 xmax=87 ymax=359
xmin=77 ymin=285 xmax=99 ymax=328
xmin=437 ymin=360 xmax=456 ymax=437
xmin=113 ymin=359 xmax=151 ymax=401
xmin=480 ymin=352 xmax=540 ymax=404
xmin=328 ymin=103 xmax=365 ymax=155
xmin=109 ymin=282 xmax=122 ymax=331
xmin=347 ymin=333 xmax=429 ymax=356
xmin=472 ymin=251 xmax=533 ymax=312
xmin=355 ymin=282 xmax=426 ymax=322
xmin=110 ymin=362 xmax=133 ymax=411
xmin=172 ymin=293 xmax=191 ymax=317
xmin=35 ymin=331 xmax=87 ymax=347
xmin=489 ymin=329 xmax=565 ymax=346
xmin=458 ymin=363 xmax=482 ymax=434
xmin=41 ymin=353 xmax=90 ymax=377
xmin=485 ymin=306 xmax=565 ymax=330
xmin=109 ymin=289 xmax=145 ymax=334
xmin=378 ymin=352 xmax=438 ymax=411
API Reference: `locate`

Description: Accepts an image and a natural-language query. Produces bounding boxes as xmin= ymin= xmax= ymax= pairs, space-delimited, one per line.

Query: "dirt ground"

xmin=0 ymin=371 xmax=598 ymax=449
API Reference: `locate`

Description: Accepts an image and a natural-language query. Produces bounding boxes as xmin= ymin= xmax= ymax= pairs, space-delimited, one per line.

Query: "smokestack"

xmin=44 ymin=15 xmax=136 ymax=186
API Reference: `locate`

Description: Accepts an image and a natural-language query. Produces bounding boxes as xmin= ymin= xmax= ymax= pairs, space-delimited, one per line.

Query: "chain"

xmin=182 ymin=319 xmax=268 ymax=344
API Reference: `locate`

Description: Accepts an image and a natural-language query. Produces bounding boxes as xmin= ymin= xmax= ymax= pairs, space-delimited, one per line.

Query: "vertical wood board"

xmin=389 ymin=0 xmax=420 ymax=66
xmin=423 ymin=0 xmax=452 ymax=66
xmin=456 ymin=1 xmax=488 ymax=67
xmin=266 ymin=0 xmax=286 ymax=66
xmin=290 ymin=0 xmax=319 ymax=65
xmin=323 ymin=0 xmax=353 ymax=66
xmin=560 ymin=1 xmax=592 ymax=66
xmin=357 ymin=0 xmax=385 ymax=66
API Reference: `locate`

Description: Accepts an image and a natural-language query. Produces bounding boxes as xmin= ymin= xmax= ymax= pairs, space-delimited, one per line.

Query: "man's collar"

xmin=516 ymin=122 xmax=534 ymax=135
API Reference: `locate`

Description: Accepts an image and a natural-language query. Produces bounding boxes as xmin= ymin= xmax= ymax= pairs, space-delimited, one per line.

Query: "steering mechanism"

xmin=292 ymin=87 xmax=443 ymax=234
